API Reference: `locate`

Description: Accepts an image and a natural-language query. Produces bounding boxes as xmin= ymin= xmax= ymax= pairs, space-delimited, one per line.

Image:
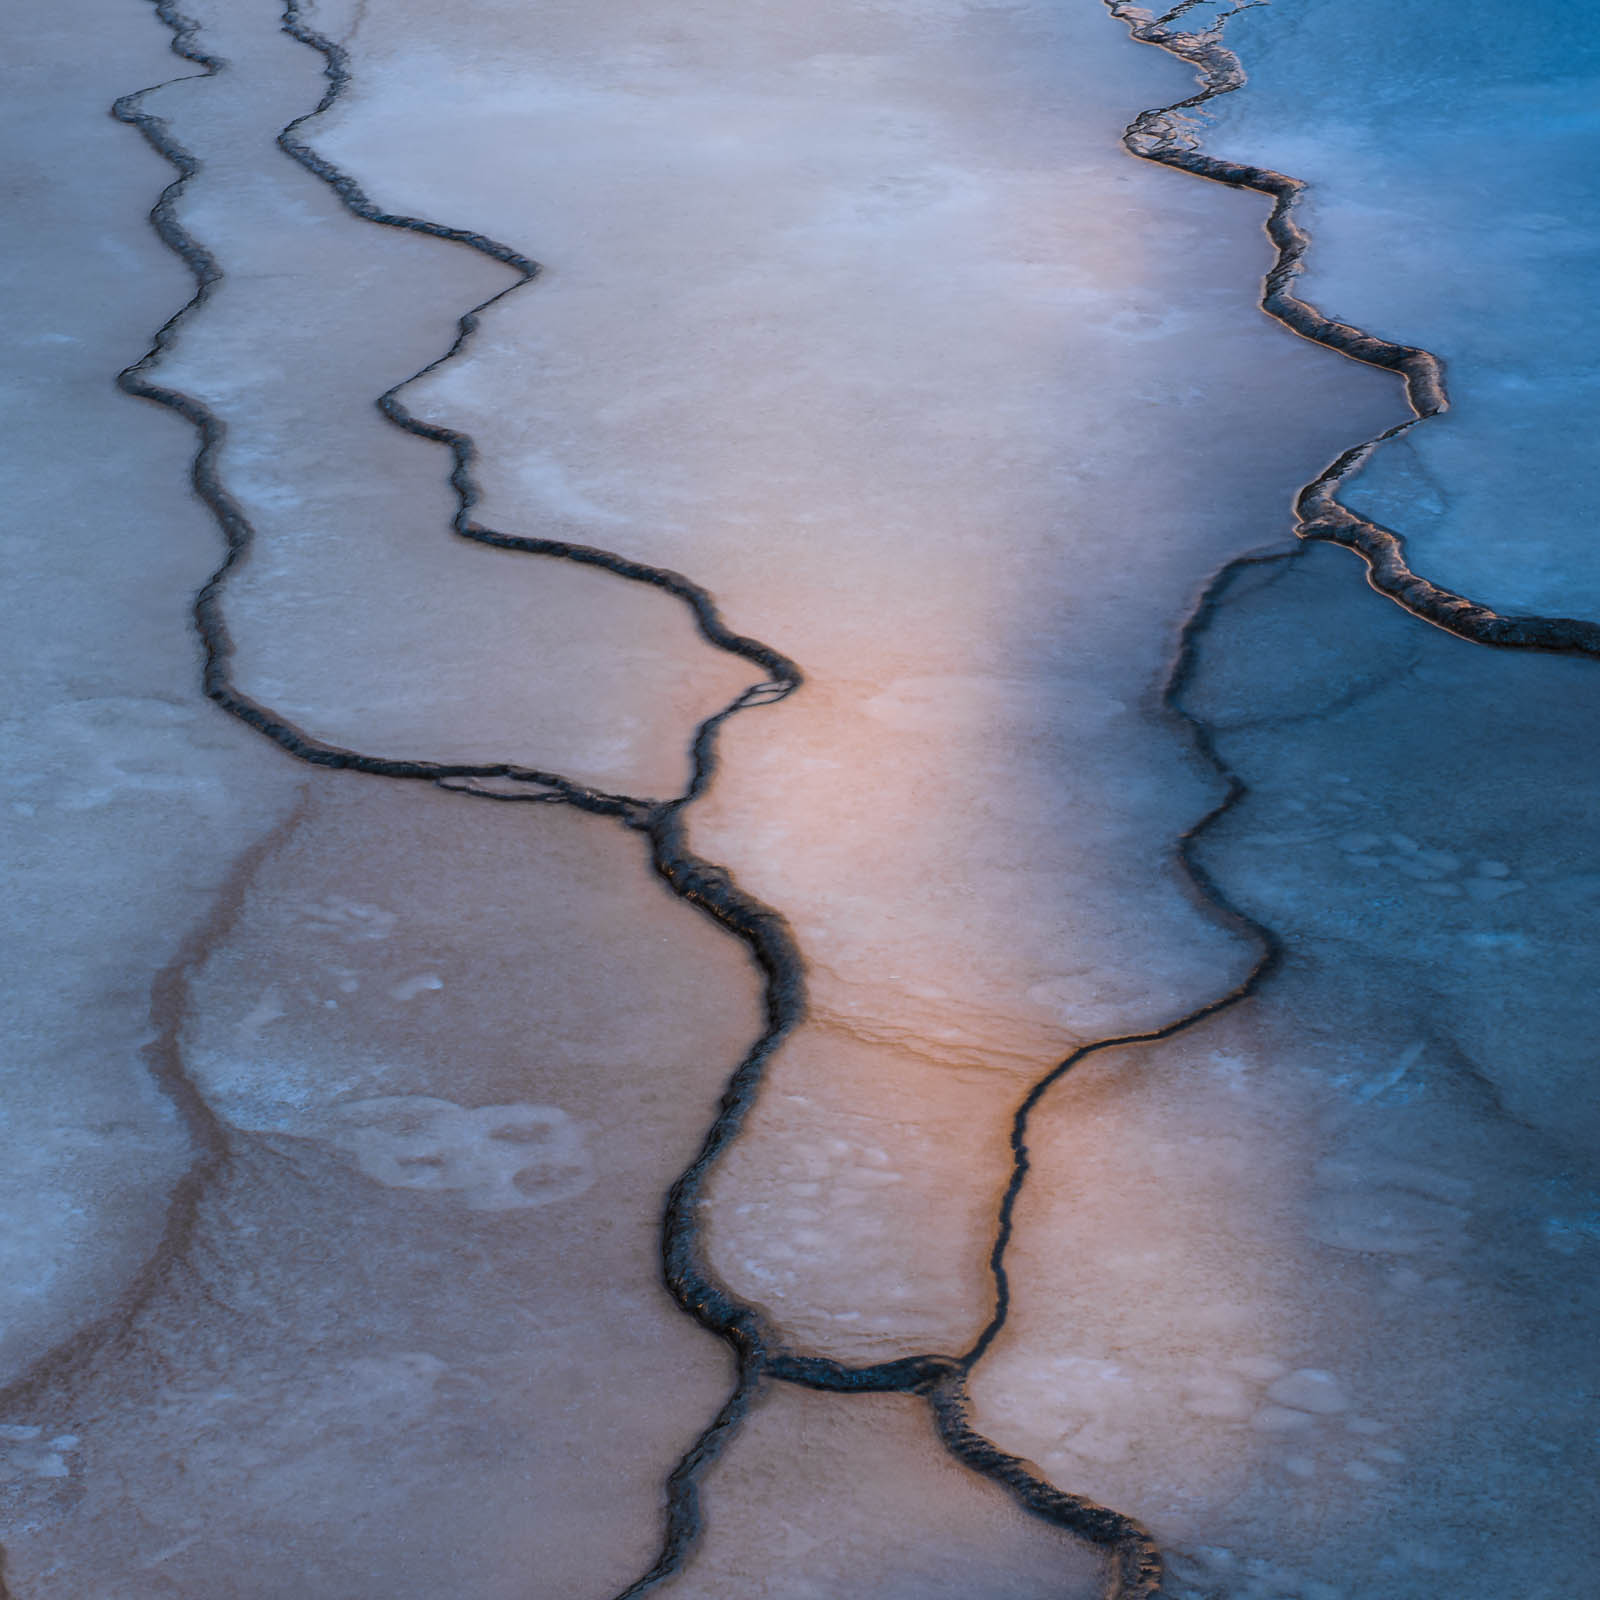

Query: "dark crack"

xmin=970 ymin=548 xmax=1290 ymax=1380
xmin=3 ymin=0 xmax=1191 ymax=1593
xmin=915 ymin=4 xmax=1600 ymax=1582
xmin=109 ymin=5 xmax=795 ymax=817
xmin=1103 ymin=0 xmax=1600 ymax=657
xmin=4 ymin=3 xmax=1279 ymax=1597
xmin=608 ymin=1357 xmax=765 ymax=1600
xmin=929 ymin=1370 xmax=1162 ymax=1600
xmin=751 ymin=541 xmax=1318 ymax=1597
xmin=902 ymin=8 xmax=1600 ymax=1593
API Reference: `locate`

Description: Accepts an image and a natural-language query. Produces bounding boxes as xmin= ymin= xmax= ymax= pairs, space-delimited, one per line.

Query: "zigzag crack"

xmin=4 ymin=3 xmax=1267 ymax=1597
xmin=1103 ymin=0 xmax=1600 ymax=656
xmin=100 ymin=0 xmax=803 ymax=1589
xmin=921 ymin=546 xmax=1303 ymax=1600
xmin=925 ymin=3 xmax=1600 ymax=1587
xmin=870 ymin=0 xmax=1600 ymax=1577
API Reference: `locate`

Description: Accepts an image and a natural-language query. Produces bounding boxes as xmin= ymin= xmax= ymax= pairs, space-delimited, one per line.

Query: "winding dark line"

xmin=929 ymin=1368 xmax=1163 ymax=1600
xmin=759 ymin=541 xmax=1305 ymax=1590
xmin=965 ymin=550 xmax=1287 ymax=1374
xmin=273 ymin=4 xmax=801 ymax=702
xmin=609 ymin=1357 xmax=766 ymax=1600
xmin=264 ymin=11 xmax=1210 ymax=1593
xmin=263 ymin=10 xmax=851 ymax=1584
xmin=837 ymin=546 xmax=1296 ymax=1600
xmin=111 ymin=0 xmax=800 ymax=825
xmin=98 ymin=0 xmax=1061 ymax=1590
xmin=1103 ymin=0 xmax=1600 ymax=657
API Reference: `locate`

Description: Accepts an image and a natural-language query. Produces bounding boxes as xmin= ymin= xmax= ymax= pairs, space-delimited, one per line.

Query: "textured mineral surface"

xmin=3 ymin=1 xmax=1595 ymax=1597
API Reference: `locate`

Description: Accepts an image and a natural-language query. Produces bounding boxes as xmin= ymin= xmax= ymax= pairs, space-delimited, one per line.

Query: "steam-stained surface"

xmin=3 ymin=0 xmax=1595 ymax=1595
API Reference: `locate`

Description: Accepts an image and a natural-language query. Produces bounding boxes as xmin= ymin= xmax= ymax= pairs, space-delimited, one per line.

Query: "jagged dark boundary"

xmin=921 ymin=3 xmax=1600 ymax=1594
xmin=99 ymin=1 xmax=813 ymax=1591
xmin=274 ymin=2 xmax=1172 ymax=1590
xmin=929 ymin=7 xmax=1600 ymax=1591
xmin=1105 ymin=0 xmax=1600 ymax=657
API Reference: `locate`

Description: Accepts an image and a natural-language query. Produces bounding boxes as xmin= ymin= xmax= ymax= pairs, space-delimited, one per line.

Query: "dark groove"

xmin=273 ymin=7 xmax=802 ymax=703
xmin=901 ymin=9 xmax=1600 ymax=1595
xmin=111 ymin=0 xmax=799 ymax=828
xmin=862 ymin=546 xmax=1297 ymax=1600
xmin=750 ymin=558 xmax=1301 ymax=1594
xmin=1102 ymin=0 xmax=1600 ymax=657
xmin=85 ymin=2 xmax=1208 ymax=1594
xmin=609 ymin=1358 xmax=765 ymax=1600
xmin=968 ymin=547 xmax=1291 ymax=1372
xmin=930 ymin=1370 xmax=1163 ymax=1599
